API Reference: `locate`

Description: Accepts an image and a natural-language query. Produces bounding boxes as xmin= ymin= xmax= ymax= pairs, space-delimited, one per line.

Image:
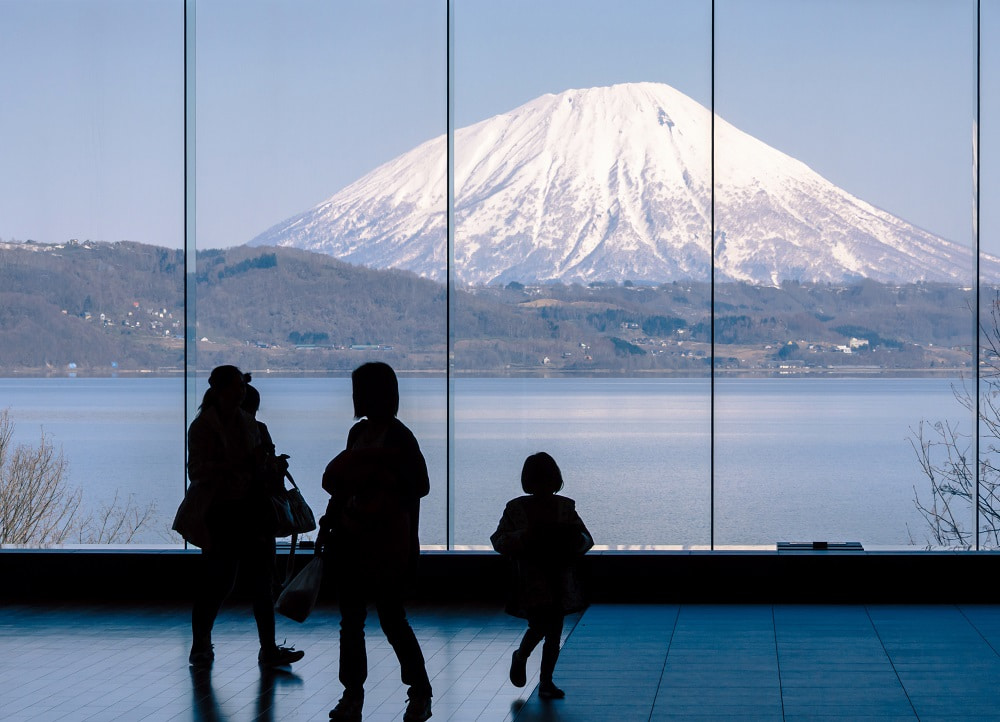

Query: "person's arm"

xmin=316 ymin=424 xmax=364 ymax=555
xmin=407 ymin=443 xmax=430 ymax=499
xmin=490 ymin=502 xmax=529 ymax=557
xmin=187 ymin=415 xmax=228 ymax=487
xmin=316 ymin=442 xmax=351 ymax=556
xmin=388 ymin=422 xmax=430 ymax=500
xmin=315 ymin=496 xmax=338 ymax=557
xmin=257 ymin=420 xmax=275 ymax=455
xmin=253 ymin=420 xmax=288 ymax=488
xmin=566 ymin=500 xmax=594 ymax=554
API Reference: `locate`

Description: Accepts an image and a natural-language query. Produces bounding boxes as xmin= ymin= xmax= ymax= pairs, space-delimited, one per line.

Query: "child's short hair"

xmin=521 ymin=452 xmax=563 ymax=494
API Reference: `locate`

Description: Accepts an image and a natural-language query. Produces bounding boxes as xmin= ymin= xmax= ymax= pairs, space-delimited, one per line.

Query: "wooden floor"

xmin=3 ymin=602 xmax=1000 ymax=720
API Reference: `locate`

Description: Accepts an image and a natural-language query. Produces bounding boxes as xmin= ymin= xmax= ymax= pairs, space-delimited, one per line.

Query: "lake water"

xmin=0 ymin=376 xmax=973 ymax=548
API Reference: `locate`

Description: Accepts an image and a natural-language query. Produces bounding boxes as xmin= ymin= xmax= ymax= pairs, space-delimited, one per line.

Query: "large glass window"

xmin=450 ymin=0 xmax=713 ymax=548
xmin=978 ymin=0 xmax=999 ymax=548
xmin=193 ymin=0 xmax=447 ymax=545
xmin=1 ymin=0 xmax=993 ymax=551
xmin=714 ymin=0 xmax=978 ymax=548
xmin=0 ymin=0 xmax=184 ymax=546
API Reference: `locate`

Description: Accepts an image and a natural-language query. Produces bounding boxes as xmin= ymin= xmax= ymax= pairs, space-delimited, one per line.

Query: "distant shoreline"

xmin=0 ymin=367 xmax=973 ymax=380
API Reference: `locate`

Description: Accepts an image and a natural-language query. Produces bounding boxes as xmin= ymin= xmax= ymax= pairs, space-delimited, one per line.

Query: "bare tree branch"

xmin=1 ymin=408 xmax=155 ymax=546
xmin=911 ymin=292 xmax=1000 ymax=548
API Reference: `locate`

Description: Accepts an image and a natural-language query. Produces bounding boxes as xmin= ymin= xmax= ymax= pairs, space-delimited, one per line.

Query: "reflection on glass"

xmin=714 ymin=0 xmax=978 ymax=547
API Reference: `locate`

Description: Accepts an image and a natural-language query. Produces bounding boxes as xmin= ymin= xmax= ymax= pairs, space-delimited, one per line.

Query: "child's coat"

xmin=491 ymin=494 xmax=594 ymax=618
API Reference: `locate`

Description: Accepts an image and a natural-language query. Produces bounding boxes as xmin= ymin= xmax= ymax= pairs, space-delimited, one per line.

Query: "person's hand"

xmin=314 ymin=528 xmax=327 ymax=556
xmin=274 ymin=453 xmax=290 ymax=475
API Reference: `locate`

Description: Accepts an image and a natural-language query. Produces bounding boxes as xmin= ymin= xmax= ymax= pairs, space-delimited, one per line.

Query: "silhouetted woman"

xmin=318 ymin=362 xmax=433 ymax=722
xmin=187 ymin=364 xmax=304 ymax=668
xmin=491 ymin=452 xmax=593 ymax=699
xmin=241 ymin=376 xmax=293 ymax=598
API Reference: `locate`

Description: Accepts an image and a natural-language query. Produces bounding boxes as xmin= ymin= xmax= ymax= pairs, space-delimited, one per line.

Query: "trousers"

xmin=337 ymin=580 xmax=431 ymax=696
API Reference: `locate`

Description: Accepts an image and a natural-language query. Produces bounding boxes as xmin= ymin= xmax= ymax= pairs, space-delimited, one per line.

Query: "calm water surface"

xmin=0 ymin=376 xmax=968 ymax=547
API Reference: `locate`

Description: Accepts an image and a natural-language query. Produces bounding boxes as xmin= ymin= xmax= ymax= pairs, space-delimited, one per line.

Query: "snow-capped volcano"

xmin=250 ymin=82 xmax=989 ymax=285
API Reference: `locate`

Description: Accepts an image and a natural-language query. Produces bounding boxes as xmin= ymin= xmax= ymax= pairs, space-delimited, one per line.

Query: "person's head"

xmin=521 ymin=452 xmax=563 ymax=495
xmin=351 ymin=362 xmax=399 ymax=420
xmin=241 ymin=377 xmax=261 ymax=417
xmin=200 ymin=365 xmax=246 ymax=414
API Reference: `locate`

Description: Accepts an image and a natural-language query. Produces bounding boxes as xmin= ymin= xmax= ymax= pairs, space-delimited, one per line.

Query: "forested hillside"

xmin=0 ymin=240 xmax=184 ymax=372
xmin=0 ymin=240 xmax=983 ymax=375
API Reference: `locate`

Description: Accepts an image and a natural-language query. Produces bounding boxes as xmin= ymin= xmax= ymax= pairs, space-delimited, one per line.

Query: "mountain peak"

xmin=250 ymin=82 xmax=990 ymax=286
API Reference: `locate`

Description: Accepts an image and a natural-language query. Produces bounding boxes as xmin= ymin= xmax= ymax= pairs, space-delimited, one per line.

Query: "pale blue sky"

xmin=0 ymin=0 xmax=995 ymax=255
xmin=0 ymin=0 xmax=183 ymax=247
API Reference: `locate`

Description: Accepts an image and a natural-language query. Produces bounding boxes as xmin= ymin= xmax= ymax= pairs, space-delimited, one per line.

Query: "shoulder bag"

xmin=268 ymin=471 xmax=317 ymax=538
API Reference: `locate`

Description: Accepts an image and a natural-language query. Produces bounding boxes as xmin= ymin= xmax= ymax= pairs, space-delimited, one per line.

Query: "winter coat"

xmin=177 ymin=405 xmax=267 ymax=550
xmin=319 ymin=418 xmax=429 ymax=583
xmin=490 ymin=494 xmax=594 ymax=618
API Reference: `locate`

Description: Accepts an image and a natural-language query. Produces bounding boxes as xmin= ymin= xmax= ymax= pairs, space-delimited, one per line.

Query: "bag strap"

xmin=284 ymin=532 xmax=299 ymax=586
xmin=282 ymin=471 xmax=301 ymax=585
xmin=282 ymin=470 xmax=296 ymax=584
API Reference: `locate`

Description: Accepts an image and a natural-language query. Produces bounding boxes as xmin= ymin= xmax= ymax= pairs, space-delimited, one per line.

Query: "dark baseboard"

xmin=2 ymin=549 xmax=998 ymax=604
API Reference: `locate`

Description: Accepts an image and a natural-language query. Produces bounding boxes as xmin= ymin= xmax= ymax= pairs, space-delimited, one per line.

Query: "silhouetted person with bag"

xmin=491 ymin=452 xmax=594 ymax=700
xmin=241 ymin=376 xmax=293 ymax=598
xmin=241 ymin=375 xmax=290 ymax=495
xmin=187 ymin=364 xmax=304 ymax=668
xmin=318 ymin=362 xmax=433 ymax=722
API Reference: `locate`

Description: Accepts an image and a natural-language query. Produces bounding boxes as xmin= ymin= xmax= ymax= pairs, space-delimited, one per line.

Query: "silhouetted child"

xmin=241 ymin=375 xmax=290 ymax=498
xmin=490 ymin=452 xmax=594 ymax=699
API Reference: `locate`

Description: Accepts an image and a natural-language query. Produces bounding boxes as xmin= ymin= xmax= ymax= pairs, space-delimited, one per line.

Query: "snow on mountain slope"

xmin=249 ymin=82 xmax=990 ymax=286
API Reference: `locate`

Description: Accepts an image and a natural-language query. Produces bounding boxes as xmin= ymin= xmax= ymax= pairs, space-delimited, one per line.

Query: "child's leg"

xmin=518 ymin=618 xmax=546 ymax=658
xmin=538 ymin=614 xmax=565 ymax=685
xmin=510 ymin=614 xmax=550 ymax=689
xmin=513 ymin=612 xmax=567 ymax=693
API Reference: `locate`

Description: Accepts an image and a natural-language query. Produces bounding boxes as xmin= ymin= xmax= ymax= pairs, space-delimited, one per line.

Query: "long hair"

xmin=351 ymin=362 xmax=399 ymax=419
xmin=198 ymin=364 xmax=244 ymax=415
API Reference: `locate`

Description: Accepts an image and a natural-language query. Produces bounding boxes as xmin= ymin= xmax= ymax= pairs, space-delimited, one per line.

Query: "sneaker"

xmin=258 ymin=643 xmax=305 ymax=667
xmin=189 ymin=644 xmax=214 ymax=667
xmin=403 ymin=694 xmax=432 ymax=722
xmin=509 ymin=650 xmax=527 ymax=688
xmin=328 ymin=692 xmax=364 ymax=721
xmin=538 ymin=681 xmax=565 ymax=699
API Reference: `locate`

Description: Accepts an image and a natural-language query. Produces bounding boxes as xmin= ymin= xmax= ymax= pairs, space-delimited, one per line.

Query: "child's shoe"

xmin=509 ymin=650 xmax=528 ymax=687
xmin=539 ymin=681 xmax=565 ymax=699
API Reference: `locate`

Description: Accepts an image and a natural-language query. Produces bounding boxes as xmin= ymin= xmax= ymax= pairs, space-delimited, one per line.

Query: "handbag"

xmin=172 ymin=479 xmax=215 ymax=550
xmin=268 ymin=471 xmax=317 ymax=538
xmin=275 ymin=556 xmax=324 ymax=623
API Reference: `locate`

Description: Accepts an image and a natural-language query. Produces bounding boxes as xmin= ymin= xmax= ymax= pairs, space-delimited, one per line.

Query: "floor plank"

xmin=3 ymin=603 xmax=1000 ymax=720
